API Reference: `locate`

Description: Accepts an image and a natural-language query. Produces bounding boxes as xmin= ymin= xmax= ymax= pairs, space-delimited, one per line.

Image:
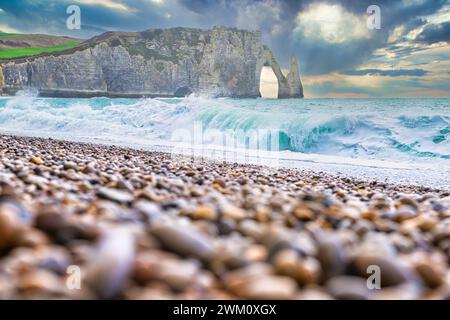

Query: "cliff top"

xmin=0 ymin=32 xmax=81 ymax=60
xmin=0 ymin=27 xmax=260 ymax=63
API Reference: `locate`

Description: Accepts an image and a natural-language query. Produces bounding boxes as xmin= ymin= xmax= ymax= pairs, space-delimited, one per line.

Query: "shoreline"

xmin=0 ymin=88 xmax=263 ymax=99
xmin=3 ymin=133 xmax=449 ymax=193
xmin=1 ymin=129 xmax=449 ymax=191
xmin=1 ymin=134 xmax=450 ymax=299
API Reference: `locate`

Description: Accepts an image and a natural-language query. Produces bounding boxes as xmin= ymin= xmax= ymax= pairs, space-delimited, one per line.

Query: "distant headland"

xmin=0 ymin=27 xmax=303 ymax=99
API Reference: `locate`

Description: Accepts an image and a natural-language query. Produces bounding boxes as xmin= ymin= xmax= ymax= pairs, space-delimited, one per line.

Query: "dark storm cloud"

xmin=180 ymin=0 xmax=226 ymax=13
xmin=0 ymin=0 xmax=141 ymax=38
xmin=287 ymin=0 xmax=448 ymax=74
xmin=341 ymin=69 xmax=430 ymax=77
xmin=416 ymin=22 xmax=450 ymax=44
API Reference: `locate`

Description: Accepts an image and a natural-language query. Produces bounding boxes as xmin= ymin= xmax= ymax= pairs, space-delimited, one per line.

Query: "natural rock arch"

xmin=259 ymin=66 xmax=278 ymax=98
xmin=257 ymin=46 xmax=304 ymax=99
xmin=0 ymin=28 xmax=304 ymax=99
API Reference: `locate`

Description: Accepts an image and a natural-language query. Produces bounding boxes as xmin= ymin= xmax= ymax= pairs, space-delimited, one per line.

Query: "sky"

xmin=0 ymin=0 xmax=449 ymax=97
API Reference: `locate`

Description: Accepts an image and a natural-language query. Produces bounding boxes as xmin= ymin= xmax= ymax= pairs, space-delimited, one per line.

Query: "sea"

xmin=1 ymin=91 xmax=449 ymax=189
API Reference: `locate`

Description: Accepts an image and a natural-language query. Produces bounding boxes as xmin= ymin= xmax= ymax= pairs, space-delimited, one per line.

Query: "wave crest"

xmin=0 ymin=95 xmax=449 ymax=162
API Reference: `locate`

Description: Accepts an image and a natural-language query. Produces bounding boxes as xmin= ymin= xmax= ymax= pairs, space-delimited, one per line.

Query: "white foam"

xmin=0 ymin=94 xmax=449 ymax=189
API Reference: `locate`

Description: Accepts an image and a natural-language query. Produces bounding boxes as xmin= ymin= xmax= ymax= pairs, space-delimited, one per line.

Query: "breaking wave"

xmin=0 ymin=92 xmax=449 ymax=165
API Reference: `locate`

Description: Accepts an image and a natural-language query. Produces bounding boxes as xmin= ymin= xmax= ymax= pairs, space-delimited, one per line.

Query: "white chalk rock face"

xmin=0 ymin=27 xmax=303 ymax=99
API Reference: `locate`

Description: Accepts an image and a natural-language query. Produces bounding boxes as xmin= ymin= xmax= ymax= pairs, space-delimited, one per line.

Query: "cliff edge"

xmin=0 ymin=27 xmax=303 ymax=98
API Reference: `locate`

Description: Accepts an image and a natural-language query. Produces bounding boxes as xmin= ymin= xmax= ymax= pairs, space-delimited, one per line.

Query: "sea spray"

xmin=0 ymin=94 xmax=449 ymax=166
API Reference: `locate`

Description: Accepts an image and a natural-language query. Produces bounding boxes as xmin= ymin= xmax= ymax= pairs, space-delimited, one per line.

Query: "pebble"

xmin=134 ymin=251 xmax=200 ymax=291
xmin=325 ymin=276 xmax=372 ymax=300
xmin=245 ymin=245 xmax=268 ymax=262
xmin=30 ymin=156 xmax=43 ymax=165
xmin=97 ymin=188 xmax=134 ymax=204
xmin=0 ymin=198 xmax=30 ymax=249
xmin=84 ymin=228 xmax=135 ymax=299
xmin=296 ymin=287 xmax=334 ymax=300
xmin=151 ymin=223 xmax=214 ymax=262
xmin=236 ymin=276 xmax=298 ymax=300
xmin=224 ymin=264 xmax=298 ymax=299
xmin=317 ymin=238 xmax=347 ymax=281
xmin=221 ymin=204 xmax=246 ymax=221
xmin=133 ymin=200 xmax=161 ymax=223
xmin=192 ymin=204 xmax=217 ymax=221
xmin=414 ymin=262 xmax=444 ymax=289
xmin=13 ymin=229 xmax=50 ymax=248
xmin=18 ymin=270 xmax=65 ymax=297
xmin=0 ymin=135 xmax=449 ymax=300
xmin=409 ymin=252 xmax=446 ymax=288
xmin=34 ymin=208 xmax=90 ymax=243
xmin=273 ymin=249 xmax=321 ymax=285
xmin=349 ymin=254 xmax=412 ymax=287
xmin=63 ymin=161 xmax=78 ymax=170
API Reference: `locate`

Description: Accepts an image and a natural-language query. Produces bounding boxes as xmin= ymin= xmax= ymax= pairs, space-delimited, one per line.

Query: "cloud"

xmin=303 ymin=78 xmax=380 ymax=98
xmin=0 ymin=24 xmax=19 ymax=33
xmin=305 ymin=70 xmax=450 ymax=97
xmin=0 ymin=0 xmax=186 ymax=39
xmin=235 ymin=1 xmax=285 ymax=35
xmin=0 ymin=0 xmax=448 ymax=96
xmin=289 ymin=2 xmax=382 ymax=75
xmin=341 ymin=68 xmax=430 ymax=77
xmin=74 ymin=0 xmax=131 ymax=11
xmin=415 ymin=21 xmax=450 ymax=43
xmin=294 ymin=3 xmax=370 ymax=44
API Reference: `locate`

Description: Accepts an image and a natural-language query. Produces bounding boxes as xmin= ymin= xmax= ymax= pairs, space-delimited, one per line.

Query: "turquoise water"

xmin=0 ymin=92 xmax=449 ymax=173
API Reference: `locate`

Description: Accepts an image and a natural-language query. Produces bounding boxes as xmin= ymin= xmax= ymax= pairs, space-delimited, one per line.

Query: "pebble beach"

xmin=1 ymin=134 xmax=450 ymax=300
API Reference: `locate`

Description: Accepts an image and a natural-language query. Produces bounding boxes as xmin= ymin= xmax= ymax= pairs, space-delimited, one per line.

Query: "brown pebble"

xmin=415 ymin=262 xmax=444 ymax=289
xmin=326 ymin=276 xmax=372 ymax=300
xmin=224 ymin=263 xmax=297 ymax=299
xmin=222 ymin=205 xmax=246 ymax=221
xmin=1 ymin=135 xmax=449 ymax=300
xmin=151 ymin=223 xmax=214 ymax=262
xmin=274 ymin=249 xmax=321 ymax=285
xmin=244 ymin=245 xmax=268 ymax=262
xmin=349 ymin=255 xmax=413 ymax=287
xmin=30 ymin=156 xmax=43 ymax=165
xmin=0 ymin=198 xmax=30 ymax=249
xmin=97 ymin=187 xmax=134 ymax=204
xmin=18 ymin=270 xmax=65 ymax=297
xmin=63 ymin=161 xmax=77 ymax=170
xmin=410 ymin=252 xmax=446 ymax=289
xmin=317 ymin=238 xmax=347 ymax=281
xmin=134 ymin=252 xmax=200 ymax=291
xmin=296 ymin=287 xmax=334 ymax=300
xmin=192 ymin=205 xmax=217 ymax=221
xmin=228 ymin=274 xmax=298 ymax=300
xmin=213 ymin=178 xmax=226 ymax=188
xmin=12 ymin=229 xmax=50 ymax=248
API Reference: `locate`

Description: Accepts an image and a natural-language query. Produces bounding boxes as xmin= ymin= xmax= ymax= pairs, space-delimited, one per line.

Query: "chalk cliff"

xmin=0 ymin=27 xmax=303 ymax=98
xmin=0 ymin=67 xmax=3 ymax=93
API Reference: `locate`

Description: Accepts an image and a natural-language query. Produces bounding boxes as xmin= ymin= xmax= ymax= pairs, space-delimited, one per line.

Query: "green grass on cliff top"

xmin=0 ymin=32 xmax=22 ymax=37
xmin=0 ymin=41 xmax=81 ymax=59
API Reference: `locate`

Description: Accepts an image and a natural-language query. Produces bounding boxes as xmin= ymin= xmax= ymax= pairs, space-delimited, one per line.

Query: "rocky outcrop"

xmin=0 ymin=67 xmax=3 ymax=95
xmin=260 ymin=47 xmax=303 ymax=99
xmin=0 ymin=27 xmax=303 ymax=98
xmin=285 ymin=55 xmax=304 ymax=99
